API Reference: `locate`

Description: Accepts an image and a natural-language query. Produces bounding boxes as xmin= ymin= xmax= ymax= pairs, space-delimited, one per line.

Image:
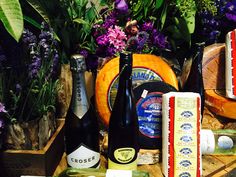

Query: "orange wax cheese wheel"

xmin=95 ymin=54 xmax=179 ymax=126
xmin=205 ymin=89 xmax=236 ymax=120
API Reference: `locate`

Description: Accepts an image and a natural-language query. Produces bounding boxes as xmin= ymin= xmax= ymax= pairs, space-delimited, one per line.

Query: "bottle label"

xmin=108 ymin=67 xmax=162 ymax=110
xmin=67 ymin=144 xmax=100 ymax=168
xmin=106 ymin=169 xmax=132 ymax=177
xmin=136 ymin=92 xmax=162 ymax=138
xmin=113 ymin=147 xmax=136 ymax=163
xmin=108 ymin=158 xmax=137 ymax=170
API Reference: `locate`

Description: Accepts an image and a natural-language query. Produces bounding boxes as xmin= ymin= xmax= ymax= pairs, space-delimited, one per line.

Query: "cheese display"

xmin=162 ymin=92 xmax=201 ymax=177
xmin=225 ymin=30 xmax=236 ymax=99
xmin=205 ymin=89 xmax=236 ymax=119
xmin=95 ymin=54 xmax=179 ymax=126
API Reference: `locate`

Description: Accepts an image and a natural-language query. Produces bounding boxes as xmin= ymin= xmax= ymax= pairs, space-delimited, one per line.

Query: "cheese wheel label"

xmin=108 ymin=67 xmax=162 ymax=109
xmin=136 ymin=92 xmax=162 ymax=138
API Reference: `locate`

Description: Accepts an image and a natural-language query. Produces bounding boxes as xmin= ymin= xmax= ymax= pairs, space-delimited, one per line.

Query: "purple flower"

xmin=102 ymin=12 xmax=117 ymax=28
xmin=151 ymin=29 xmax=167 ymax=49
xmin=106 ymin=46 xmax=116 ymax=56
xmin=115 ymin=0 xmax=128 ymax=14
xmin=224 ymin=1 xmax=236 ymax=21
xmin=0 ymin=103 xmax=7 ymax=113
xmin=28 ymin=54 xmax=41 ymax=79
xmin=80 ymin=49 xmax=89 ymax=58
xmin=137 ymin=31 xmax=149 ymax=50
xmin=226 ymin=13 xmax=236 ymax=22
xmin=96 ymin=35 xmax=109 ymax=46
xmin=225 ymin=1 xmax=236 ymax=13
xmin=142 ymin=21 xmax=154 ymax=32
xmin=107 ymin=25 xmax=127 ymax=52
xmin=22 ymin=29 xmax=37 ymax=50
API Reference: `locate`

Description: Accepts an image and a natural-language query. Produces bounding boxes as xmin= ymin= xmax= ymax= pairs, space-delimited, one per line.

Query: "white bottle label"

xmin=67 ymin=145 xmax=100 ymax=168
xmin=106 ymin=169 xmax=132 ymax=177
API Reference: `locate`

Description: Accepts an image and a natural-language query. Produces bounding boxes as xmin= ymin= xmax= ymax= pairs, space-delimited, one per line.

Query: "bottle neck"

xmin=71 ymin=71 xmax=89 ymax=119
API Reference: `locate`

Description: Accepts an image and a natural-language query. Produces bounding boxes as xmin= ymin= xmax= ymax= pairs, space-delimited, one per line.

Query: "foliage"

xmin=0 ymin=22 xmax=60 ymax=124
xmin=87 ymin=0 xmax=236 ymax=66
xmin=24 ymin=0 xmax=104 ymax=63
xmin=0 ymin=0 xmax=24 ymax=42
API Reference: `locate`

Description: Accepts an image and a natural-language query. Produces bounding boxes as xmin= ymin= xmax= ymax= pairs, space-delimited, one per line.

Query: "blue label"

xmin=136 ymin=92 xmax=162 ymax=138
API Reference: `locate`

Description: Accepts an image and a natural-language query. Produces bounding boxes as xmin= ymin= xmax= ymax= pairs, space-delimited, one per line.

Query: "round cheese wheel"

xmin=133 ymin=81 xmax=177 ymax=149
xmin=95 ymin=54 xmax=179 ymax=126
xmin=205 ymin=89 xmax=236 ymax=120
xmin=202 ymin=43 xmax=225 ymax=89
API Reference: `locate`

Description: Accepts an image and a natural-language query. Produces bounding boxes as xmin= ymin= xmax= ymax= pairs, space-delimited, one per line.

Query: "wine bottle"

xmin=182 ymin=42 xmax=205 ymax=116
xmin=201 ymin=129 xmax=236 ymax=155
xmin=108 ymin=52 xmax=139 ymax=170
xmin=65 ymin=54 xmax=100 ymax=169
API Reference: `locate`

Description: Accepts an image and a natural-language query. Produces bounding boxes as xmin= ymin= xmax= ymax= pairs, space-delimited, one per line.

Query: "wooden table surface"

xmin=53 ymin=153 xmax=236 ymax=177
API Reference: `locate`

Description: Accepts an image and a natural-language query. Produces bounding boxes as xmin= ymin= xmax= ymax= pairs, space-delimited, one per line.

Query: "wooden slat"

xmin=202 ymin=155 xmax=226 ymax=177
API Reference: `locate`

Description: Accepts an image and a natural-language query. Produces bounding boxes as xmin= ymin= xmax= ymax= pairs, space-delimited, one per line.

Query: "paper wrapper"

xmin=162 ymin=92 xmax=201 ymax=177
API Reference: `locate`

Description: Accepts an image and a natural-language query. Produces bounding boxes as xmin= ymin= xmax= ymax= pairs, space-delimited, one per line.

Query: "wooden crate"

xmin=0 ymin=119 xmax=65 ymax=177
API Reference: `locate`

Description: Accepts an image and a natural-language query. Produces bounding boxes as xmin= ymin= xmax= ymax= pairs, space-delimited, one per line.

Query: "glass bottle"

xmin=108 ymin=52 xmax=139 ymax=170
xmin=201 ymin=129 xmax=236 ymax=155
xmin=65 ymin=54 xmax=100 ymax=168
xmin=182 ymin=42 xmax=205 ymax=117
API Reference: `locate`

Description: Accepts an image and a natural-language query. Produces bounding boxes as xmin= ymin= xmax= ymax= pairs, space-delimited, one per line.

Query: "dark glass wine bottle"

xmin=65 ymin=54 xmax=100 ymax=169
xmin=108 ymin=52 xmax=139 ymax=170
xmin=182 ymin=42 xmax=205 ymax=117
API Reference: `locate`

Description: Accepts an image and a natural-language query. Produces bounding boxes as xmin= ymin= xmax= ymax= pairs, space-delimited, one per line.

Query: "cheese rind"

xmin=95 ymin=54 xmax=178 ymax=126
xmin=205 ymin=89 xmax=236 ymax=120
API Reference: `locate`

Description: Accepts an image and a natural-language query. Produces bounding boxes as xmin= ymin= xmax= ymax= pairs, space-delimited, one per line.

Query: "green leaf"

xmin=86 ymin=6 xmax=97 ymax=22
xmin=184 ymin=12 xmax=196 ymax=34
xmin=73 ymin=18 xmax=89 ymax=25
xmin=26 ymin=0 xmax=50 ymax=24
xmin=0 ymin=0 xmax=23 ymax=42
xmin=160 ymin=2 xmax=167 ymax=30
xmin=156 ymin=0 xmax=164 ymax=9
xmin=23 ymin=15 xmax=41 ymax=29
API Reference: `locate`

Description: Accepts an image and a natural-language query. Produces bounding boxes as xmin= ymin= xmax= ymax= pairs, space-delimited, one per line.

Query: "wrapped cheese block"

xmin=225 ymin=29 xmax=236 ymax=99
xmin=162 ymin=92 xmax=201 ymax=177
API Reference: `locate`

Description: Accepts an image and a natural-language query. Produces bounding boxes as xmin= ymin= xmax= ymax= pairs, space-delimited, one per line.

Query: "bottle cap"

xmin=201 ymin=129 xmax=215 ymax=154
xmin=70 ymin=54 xmax=87 ymax=72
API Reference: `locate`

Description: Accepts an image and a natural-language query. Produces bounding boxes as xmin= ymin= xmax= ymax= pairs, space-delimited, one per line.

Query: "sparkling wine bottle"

xmin=108 ymin=52 xmax=139 ymax=170
xmin=65 ymin=54 xmax=100 ymax=169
